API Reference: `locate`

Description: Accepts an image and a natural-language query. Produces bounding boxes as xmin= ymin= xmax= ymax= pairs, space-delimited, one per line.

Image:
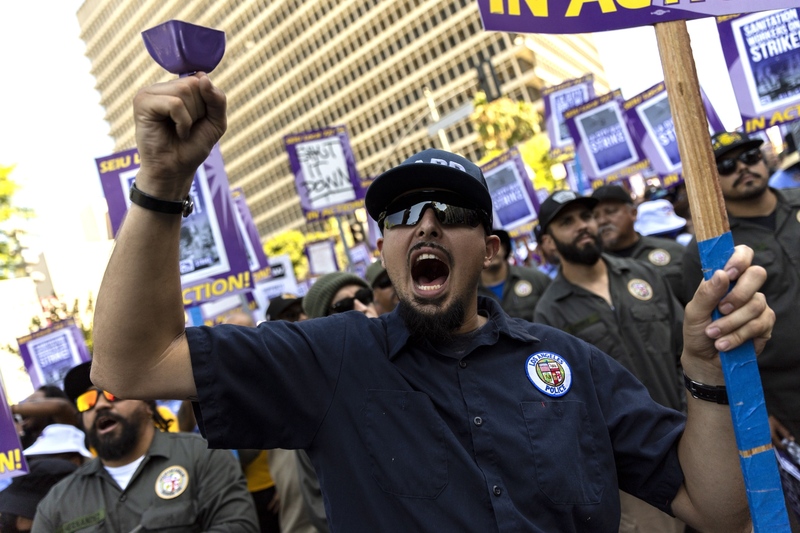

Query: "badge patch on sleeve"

xmin=526 ymin=352 xmax=572 ymax=397
xmin=647 ymin=249 xmax=671 ymax=266
xmin=627 ymin=279 xmax=653 ymax=301
xmin=155 ymin=465 xmax=189 ymax=499
xmin=514 ymin=280 xmax=533 ymax=297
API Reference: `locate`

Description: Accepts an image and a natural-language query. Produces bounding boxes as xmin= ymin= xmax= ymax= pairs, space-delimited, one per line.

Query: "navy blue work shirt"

xmin=188 ymin=297 xmax=685 ymax=532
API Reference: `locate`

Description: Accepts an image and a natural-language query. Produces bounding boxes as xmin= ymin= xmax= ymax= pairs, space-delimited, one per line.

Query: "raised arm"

xmin=671 ymin=245 xmax=772 ymax=532
xmin=92 ymin=73 xmax=227 ymax=401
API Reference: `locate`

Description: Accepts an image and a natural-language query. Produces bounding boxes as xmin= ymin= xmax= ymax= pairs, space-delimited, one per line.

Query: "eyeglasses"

xmin=329 ymin=288 xmax=373 ymax=315
xmin=76 ymin=389 xmax=120 ymax=412
xmin=379 ymin=201 xmax=486 ymax=231
xmin=717 ymin=149 xmax=762 ymax=176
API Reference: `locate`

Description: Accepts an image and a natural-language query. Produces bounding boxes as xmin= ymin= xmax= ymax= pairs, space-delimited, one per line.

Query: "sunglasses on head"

xmin=329 ymin=287 xmax=373 ymax=315
xmin=76 ymin=389 xmax=120 ymax=413
xmin=379 ymin=201 xmax=486 ymax=231
xmin=717 ymin=148 xmax=762 ymax=176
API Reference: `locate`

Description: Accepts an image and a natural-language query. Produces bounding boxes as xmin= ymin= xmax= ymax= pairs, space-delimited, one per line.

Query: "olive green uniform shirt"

xmin=609 ymin=234 xmax=686 ymax=305
xmin=478 ymin=264 xmax=551 ymax=322
xmin=34 ymin=430 xmax=258 ymax=532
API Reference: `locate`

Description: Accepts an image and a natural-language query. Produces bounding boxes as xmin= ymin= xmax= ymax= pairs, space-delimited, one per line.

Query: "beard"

xmin=730 ymin=171 xmax=769 ymax=200
xmin=553 ymin=231 xmax=603 ymax=266
xmin=86 ymin=409 xmax=144 ymax=461
xmin=397 ymin=295 xmax=467 ymax=344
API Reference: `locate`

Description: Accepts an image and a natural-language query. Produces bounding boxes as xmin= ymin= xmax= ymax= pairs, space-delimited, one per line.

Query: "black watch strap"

xmin=683 ymin=372 xmax=729 ymax=404
xmin=129 ymin=182 xmax=194 ymax=217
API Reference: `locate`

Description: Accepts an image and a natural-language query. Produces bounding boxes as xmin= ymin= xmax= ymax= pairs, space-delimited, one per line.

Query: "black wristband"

xmin=129 ymin=182 xmax=194 ymax=217
xmin=683 ymin=372 xmax=729 ymax=404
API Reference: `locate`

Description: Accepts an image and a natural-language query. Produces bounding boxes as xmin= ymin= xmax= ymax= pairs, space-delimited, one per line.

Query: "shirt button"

xmin=459 ymin=360 xmax=467 ymax=368
xmin=473 ymin=416 xmax=483 ymax=426
xmin=119 ymin=494 xmax=127 ymax=502
xmin=493 ymin=485 xmax=502 ymax=496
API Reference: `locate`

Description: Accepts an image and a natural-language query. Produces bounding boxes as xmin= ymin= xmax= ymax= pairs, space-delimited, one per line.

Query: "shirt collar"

xmin=77 ymin=430 xmax=169 ymax=476
xmin=547 ymin=254 xmax=627 ymax=301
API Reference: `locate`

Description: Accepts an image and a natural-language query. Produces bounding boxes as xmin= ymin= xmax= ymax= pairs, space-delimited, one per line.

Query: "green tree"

xmin=0 ymin=165 xmax=35 ymax=280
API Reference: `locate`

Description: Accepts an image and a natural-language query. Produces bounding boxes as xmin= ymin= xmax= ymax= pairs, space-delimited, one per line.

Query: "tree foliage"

xmin=0 ymin=165 xmax=35 ymax=280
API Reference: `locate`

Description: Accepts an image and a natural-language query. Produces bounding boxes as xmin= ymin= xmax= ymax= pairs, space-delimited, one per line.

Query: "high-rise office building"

xmin=78 ymin=0 xmax=607 ymax=241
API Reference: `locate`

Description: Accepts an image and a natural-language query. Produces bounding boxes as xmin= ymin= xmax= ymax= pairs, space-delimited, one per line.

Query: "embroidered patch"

xmin=155 ymin=465 xmax=189 ymax=499
xmin=796 ymin=211 xmax=800 ymax=224
xmin=525 ymin=352 xmax=572 ymax=397
xmin=647 ymin=249 xmax=671 ymax=266
xmin=627 ymin=279 xmax=653 ymax=301
xmin=514 ymin=280 xmax=533 ymax=297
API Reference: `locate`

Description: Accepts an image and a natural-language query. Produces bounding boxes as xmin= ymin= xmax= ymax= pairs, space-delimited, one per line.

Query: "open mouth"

xmin=411 ymin=253 xmax=450 ymax=292
xmin=96 ymin=415 xmax=119 ymax=434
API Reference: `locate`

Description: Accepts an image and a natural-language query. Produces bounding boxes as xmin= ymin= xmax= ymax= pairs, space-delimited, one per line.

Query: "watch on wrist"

xmin=129 ymin=182 xmax=194 ymax=217
xmin=683 ymin=372 xmax=729 ymax=404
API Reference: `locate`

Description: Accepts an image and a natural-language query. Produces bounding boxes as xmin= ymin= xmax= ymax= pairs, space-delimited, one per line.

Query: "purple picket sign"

xmin=717 ymin=9 xmax=800 ymax=134
xmin=230 ymin=188 xmax=271 ymax=285
xmin=565 ymin=90 xmax=649 ymax=189
xmin=478 ymin=0 xmax=799 ymax=35
xmin=0 ymin=378 xmax=28 ymax=481
xmin=306 ymin=239 xmax=340 ymax=276
xmin=542 ymin=75 xmax=596 ymax=158
xmin=481 ymin=147 xmax=541 ymax=232
xmin=16 ymin=319 xmax=91 ymax=391
xmin=97 ymin=145 xmax=253 ymax=307
xmin=284 ymin=126 xmax=365 ymax=222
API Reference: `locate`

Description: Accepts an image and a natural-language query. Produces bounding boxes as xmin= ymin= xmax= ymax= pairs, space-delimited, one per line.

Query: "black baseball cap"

xmin=365 ymin=148 xmax=493 ymax=228
xmin=265 ymin=295 xmax=304 ymax=321
xmin=711 ymin=131 xmax=763 ymax=160
xmin=63 ymin=361 xmax=93 ymax=404
xmin=538 ymin=190 xmax=598 ymax=234
xmin=591 ymin=184 xmax=632 ymax=204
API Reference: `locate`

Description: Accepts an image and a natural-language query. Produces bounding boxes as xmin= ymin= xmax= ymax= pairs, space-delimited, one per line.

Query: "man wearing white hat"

xmin=24 ymin=424 xmax=93 ymax=466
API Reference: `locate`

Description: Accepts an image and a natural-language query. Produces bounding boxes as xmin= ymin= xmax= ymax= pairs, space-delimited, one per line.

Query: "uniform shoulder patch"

xmin=525 ymin=352 xmax=572 ymax=397
xmin=647 ymin=248 xmax=671 ymax=266
xmin=627 ymin=279 xmax=653 ymax=301
xmin=155 ymin=465 xmax=189 ymax=499
xmin=514 ymin=280 xmax=533 ymax=297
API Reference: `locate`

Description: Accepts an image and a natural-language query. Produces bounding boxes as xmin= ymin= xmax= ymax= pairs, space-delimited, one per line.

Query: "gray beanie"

xmin=303 ymin=272 xmax=370 ymax=318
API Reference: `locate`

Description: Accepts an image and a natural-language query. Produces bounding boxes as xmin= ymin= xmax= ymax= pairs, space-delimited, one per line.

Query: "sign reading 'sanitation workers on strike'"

xmin=478 ymin=0 xmax=800 ymax=34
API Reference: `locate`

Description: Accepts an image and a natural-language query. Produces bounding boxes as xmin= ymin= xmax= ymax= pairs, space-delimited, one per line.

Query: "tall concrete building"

xmin=78 ymin=0 xmax=607 ymax=241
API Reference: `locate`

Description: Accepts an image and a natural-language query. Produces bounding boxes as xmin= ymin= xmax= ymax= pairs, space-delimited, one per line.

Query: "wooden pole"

xmin=654 ymin=20 xmax=790 ymax=530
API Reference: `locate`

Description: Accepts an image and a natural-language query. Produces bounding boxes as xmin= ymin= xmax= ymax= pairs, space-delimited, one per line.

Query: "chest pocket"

xmin=364 ymin=389 xmax=448 ymax=499
xmin=567 ymin=318 xmax=618 ymax=361
xmin=141 ymin=500 xmax=199 ymax=531
xmin=521 ymin=401 xmax=602 ymax=505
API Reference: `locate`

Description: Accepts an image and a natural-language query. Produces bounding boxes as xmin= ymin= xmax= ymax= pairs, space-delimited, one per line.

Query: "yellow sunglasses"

xmin=76 ymin=389 xmax=120 ymax=413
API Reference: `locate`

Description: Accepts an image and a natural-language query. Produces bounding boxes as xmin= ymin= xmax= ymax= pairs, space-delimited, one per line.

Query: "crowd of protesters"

xmin=1 ymin=69 xmax=798 ymax=533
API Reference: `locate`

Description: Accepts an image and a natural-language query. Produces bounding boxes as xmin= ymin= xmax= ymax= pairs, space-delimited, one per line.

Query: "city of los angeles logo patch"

xmin=155 ymin=465 xmax=189 ymax=499
xmin=647 ymin=249 xmax=671 ymax=266
xmin=514 ymin=280 xmax=533 ymax=297
xmin=525 ymin=352 xmax=572 ymax=397
xmin=627 ymin=279 xmax=653 ymax=301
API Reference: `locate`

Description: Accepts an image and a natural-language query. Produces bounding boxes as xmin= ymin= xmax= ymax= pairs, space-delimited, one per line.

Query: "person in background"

xmin=478 ymin=229 xmax=551 ymax=321
xmin=23 ymin=423 xmax=92 ymax=467
xmin=11 ymin=386 xmax=78 ymax=448
xmin=365 ymin=261 xmax=398 ymax=315
xmin=769 ymin=134 xmax=800 ymax=190
xmin=0 ymin=458 xmax=76 ymax=533
xmin=265 ymin=294 xmax=307 ymax=322
xmin=533 ymin=223 xmax=560 ymax=279
xmin=303 ymin=272 xmax=379 ymax=320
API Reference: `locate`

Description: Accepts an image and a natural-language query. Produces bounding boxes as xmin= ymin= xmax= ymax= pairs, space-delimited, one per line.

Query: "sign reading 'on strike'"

xmin=478 ymin=0 xmax=800 ymax=34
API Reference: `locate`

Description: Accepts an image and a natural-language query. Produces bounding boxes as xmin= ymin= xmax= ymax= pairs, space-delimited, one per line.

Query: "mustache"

xmin=92 ymin=409 xmax=124 ymax=429
xmin=573 ymin=230 xmax=595 ymax=245
xmin=408 ymin=241 xmax=453 ymax=267
xmin=598 ymin=224 xmax=615 ymax=234
xmin=734 ymin=171 xmax=763 ymax=187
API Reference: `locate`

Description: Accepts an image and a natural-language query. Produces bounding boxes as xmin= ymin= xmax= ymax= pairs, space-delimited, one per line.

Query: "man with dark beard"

xmin=91 ymin=74 xmax=775 ymax=532
xmin=533 ymin=190 xmax=686 ymax=533
xmin=33 ymin=362 xmax=258 ymax=532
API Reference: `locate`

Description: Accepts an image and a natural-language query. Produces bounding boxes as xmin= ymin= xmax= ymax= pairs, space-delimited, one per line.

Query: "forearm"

xmin=12 ymin=398 xmax=77 ymax=424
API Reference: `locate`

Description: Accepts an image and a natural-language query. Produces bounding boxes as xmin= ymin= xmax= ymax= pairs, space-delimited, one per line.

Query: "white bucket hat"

xmin=635 ymin=199 xmax=687 ymax=236
xmin=24 ymin=424 xmax=93 ymax=458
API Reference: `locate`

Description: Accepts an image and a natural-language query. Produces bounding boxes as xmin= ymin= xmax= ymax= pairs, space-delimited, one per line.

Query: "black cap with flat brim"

xmin=63 ymin=361 xmax=93 ymax=404
xmin=538 ymin=190 xmax=598 ymax=234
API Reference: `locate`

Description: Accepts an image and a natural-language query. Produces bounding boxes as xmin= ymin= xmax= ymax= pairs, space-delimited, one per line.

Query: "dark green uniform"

xmin=478 ymin=264 xmax=551 ymax=322
xmin=608 ymin=234 xmax=686 ymax=305
xmin=682 ymin=188 xmax=800 ymax=437
xmin=34 ymin=430 xmax=258 ymax=532
xmin=534 ymin=255 xmax=684 ymax=411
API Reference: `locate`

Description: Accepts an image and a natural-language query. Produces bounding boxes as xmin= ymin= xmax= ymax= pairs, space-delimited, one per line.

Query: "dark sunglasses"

xmin=329 ymin=288 xmax=373 ymax=315
xmin=379 ymin=201 xmax=486 ymax=231
xmin=717 ymin=149 xmax=762 ymax=176
xmin=76 ymin=389 xmax=120 ymax=413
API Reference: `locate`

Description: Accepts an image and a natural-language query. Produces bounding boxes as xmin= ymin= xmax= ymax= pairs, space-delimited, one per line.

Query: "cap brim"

xmin=365 ymin=163 xmax=492 ymax=223
xmin=541 ymin=197 xmax=598 ymax=232
xmin=63 ymin=362 xmax=93 ymax=404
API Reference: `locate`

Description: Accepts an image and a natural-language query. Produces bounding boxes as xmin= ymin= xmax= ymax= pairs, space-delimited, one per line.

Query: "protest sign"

xmin=250 ymin=254 xmax=304 ymax=316
xmin=96 ymin=145 xmax=252 ymax=307
xmin=542 ymin=75 xmax=596 ymax=158
xmin=717 ymin=9 xmax=800 ymax=134
xmin=16 ymin=319 xmax=91 ymax=390
xmin=480 ymin=148 xmax=540 ymax=231
xmin=230 ymin=188 xmax=271 ymax=285
xmin=564 ymin=90 xmax=648 ymax=189
xmin=478 ymin=0 xmax=799 ymax=34
xmin=285 ymin=126 xmax=365 ymax=222
xmin=198 ymin=292 xmax=258 ymax=326
xmin=0 ymin=375 xmax=27 ymax=481
xmin=306 ymin=239 xmax=340 ymax=276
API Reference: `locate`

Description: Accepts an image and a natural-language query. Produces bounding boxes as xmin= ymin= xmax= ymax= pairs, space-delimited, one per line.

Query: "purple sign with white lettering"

xmin=284 ymin=126 xmax=365 ymax=222
xmin=478 ymin=1 xmax=799 ymax=35
xmin=97 ymin=145 xmax=252 ymax=306
xmin=481 ymin=148 xmax=541 ymax=231
xmin=717 ymin=9 xmax=800 ymax=134
xmin=231 ymin=188 xmax=271 ymax=286
xmin=16 ymin=319 xmax=91 ymax=391
xmin=0 ymin=378 xmax=27 ymax=481
xmin=543 ymin=75 xmax=595 ymax=158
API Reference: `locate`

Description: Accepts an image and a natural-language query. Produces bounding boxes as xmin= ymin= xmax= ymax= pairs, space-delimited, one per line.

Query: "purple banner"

xmin=565 ymin=90 xmax=649 ymax=189
xmin=284 ymin=126 xmax=365 ymax=222
xmin=478 ymin=1 xmax=799 ymax=35
xmin=0 ymin=377 xmax=28 ymax=481
xmin=16 ymin=319 xmax=91 ymax=391
xmin=543 ymin=75 xmax=596 ymax=158
xmin=231 ymin=188 xmax=271 ymax=285
xmin=718 ymin=9 xmax=800 ymax=134
xmin=481 ymin=148 xmax=541 ymax=232
xmin=97 ymin=145 xmax=253 ymax=306
xmin=624 ymin=82 xmax=727 ymax=188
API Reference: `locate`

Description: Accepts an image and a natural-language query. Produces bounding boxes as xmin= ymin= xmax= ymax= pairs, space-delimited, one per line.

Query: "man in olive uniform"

xmin=34 ymin=362 xmax=258 ymax=532
xmin=534 ymin=190 xmax=685 ymax=533
xmin=478 ymin=229 xmax=551 ymax=321
xmin=591 ymin=185 xmax=686 ymax=303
